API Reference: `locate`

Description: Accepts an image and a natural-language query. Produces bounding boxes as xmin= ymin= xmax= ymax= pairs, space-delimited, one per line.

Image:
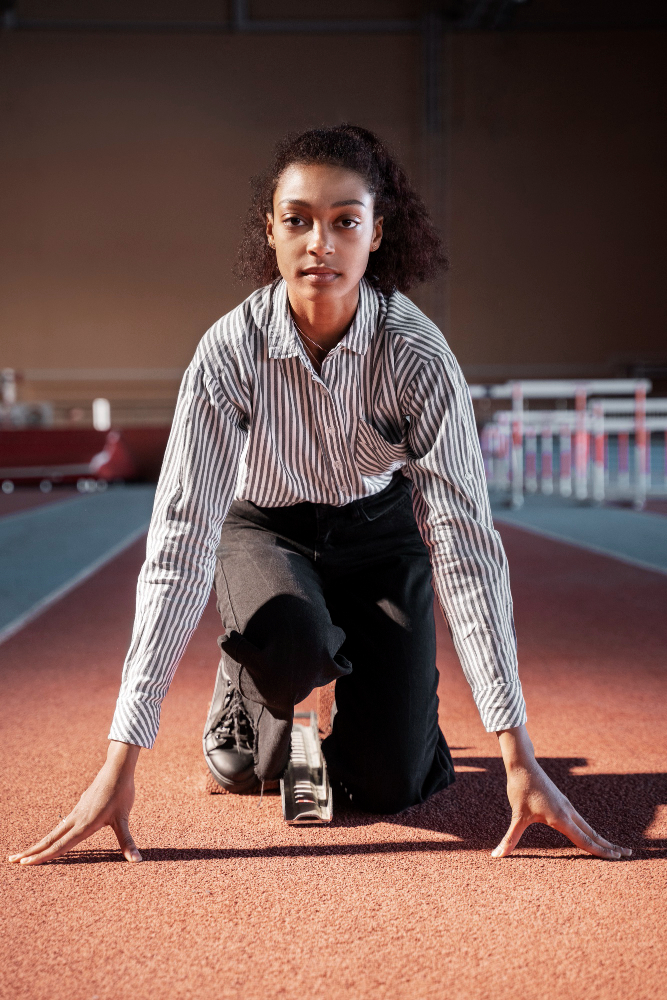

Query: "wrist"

xmin=496 ymin=724 xmax=536 ymax=772
xmin=106 ymin=739 xmax=141 ymax=775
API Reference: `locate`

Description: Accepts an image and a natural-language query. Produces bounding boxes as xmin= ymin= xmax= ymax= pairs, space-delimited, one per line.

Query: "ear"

xmin=266 ymin=213 xmax=275 ymax=249
xmin=370 ymin=216 xmax=383 ymax=253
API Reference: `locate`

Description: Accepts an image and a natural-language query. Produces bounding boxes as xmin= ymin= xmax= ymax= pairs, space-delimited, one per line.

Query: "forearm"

xmin=110 ymin=365 xmax=247 ymax=749
xmin=411 ymin=483 xmax=525 ymax=731
xmin=109 ymin=544 xmax=220 ymax=748
xmin=407 ymin=413 xmax=523 ymax=731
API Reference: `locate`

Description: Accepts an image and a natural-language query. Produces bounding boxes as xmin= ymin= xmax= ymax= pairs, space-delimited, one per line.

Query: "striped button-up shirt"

xmin=109 ymin=278 xmax=526 ymax=748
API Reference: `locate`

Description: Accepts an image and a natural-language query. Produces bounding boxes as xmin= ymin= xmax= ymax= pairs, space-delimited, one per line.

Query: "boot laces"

xmin=211 ymin=685 xmax=255 ymax=753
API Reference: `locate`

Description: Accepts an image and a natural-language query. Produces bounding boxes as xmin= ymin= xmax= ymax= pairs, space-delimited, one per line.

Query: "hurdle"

xmin=483 ymin=408 xmax=667 ymax=507
xmin=473 ymin=378 xmax=667 ymax=507
xmin=592 ymin=398 xmax=667 ymax=506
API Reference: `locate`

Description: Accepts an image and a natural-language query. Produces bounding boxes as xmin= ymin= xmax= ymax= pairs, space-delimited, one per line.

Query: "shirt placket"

xmin=317 ymin=349 xmax=356 ymax=502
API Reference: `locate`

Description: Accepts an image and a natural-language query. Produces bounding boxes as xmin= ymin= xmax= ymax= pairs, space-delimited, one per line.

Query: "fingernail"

xmin=132 ymin=851 xmax=142 ymax=862
xmin=491 ymin=847 xmax=501 ymax=858
xmin=19 ymin=858 xmax=29 ymax=865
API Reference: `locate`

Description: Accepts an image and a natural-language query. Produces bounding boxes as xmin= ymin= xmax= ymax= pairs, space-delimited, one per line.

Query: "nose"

xmin=307 ymin=221 xmax=334 ymax=257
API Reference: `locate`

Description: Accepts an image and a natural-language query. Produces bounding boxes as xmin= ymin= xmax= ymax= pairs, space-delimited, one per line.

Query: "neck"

xmin=287 ymin=283 xmax=360 ymax=352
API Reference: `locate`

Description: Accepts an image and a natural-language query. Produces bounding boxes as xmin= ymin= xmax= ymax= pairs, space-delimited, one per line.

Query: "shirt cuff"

xmin=474 ymin=679 xmax=527 ymax=733
xmin=108 ymin=699 xmax=160 ymax=750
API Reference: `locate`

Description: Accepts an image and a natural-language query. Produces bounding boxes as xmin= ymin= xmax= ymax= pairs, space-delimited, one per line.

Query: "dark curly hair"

xmin=235 ymin=124 xmax=448 ymax=296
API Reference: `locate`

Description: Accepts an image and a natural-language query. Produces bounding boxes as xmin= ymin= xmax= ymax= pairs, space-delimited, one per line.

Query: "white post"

xmin=618 ymin=431 xmax=630 ymax=494
xmin=525 ymin=427 xmax=538 ymax=493
xmin=92 ymin=397 xmax=112 ymax=432
xmin=574 ymin=385 xmax=588 ymax=501
xmin=1 ymin=368 xmax=17 ymax=406
xmin=510 ymin=382 xmax=524 ymax=508
xmin=498 ymin=424 xmax=510 ymax=492
xmin=541 ymin=425 xmax=553 ymax=495
xmin=559 ymin=425 xmax=572 ymax=497
xmin=592 ymin=401 xmax=605 ymax=503
xmin=634 ymin=384 xmax=647 ymax=510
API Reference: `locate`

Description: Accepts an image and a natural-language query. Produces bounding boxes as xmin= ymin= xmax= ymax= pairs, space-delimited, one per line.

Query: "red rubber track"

xmin=2 ymin=526 xmax=666 ymax=1000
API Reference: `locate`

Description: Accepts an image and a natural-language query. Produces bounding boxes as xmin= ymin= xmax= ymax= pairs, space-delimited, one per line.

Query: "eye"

xmin=338 ymin=218 xmax=360 ymax=229
xmin=283 ymin=216 xmax=306 ymax=227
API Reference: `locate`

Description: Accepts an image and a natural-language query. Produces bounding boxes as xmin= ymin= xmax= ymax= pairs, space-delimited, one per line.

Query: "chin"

xmin=296 ymin=274 xmax=361 ymax=299
xmin=294 ymin=278 xmax=343 ymax=298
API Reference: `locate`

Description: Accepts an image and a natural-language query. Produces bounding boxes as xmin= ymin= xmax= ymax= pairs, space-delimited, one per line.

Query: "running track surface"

xmin=2 ymin=522 xmax=666 ymax=1000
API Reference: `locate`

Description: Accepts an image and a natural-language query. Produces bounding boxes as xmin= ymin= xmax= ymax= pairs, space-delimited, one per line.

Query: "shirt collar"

xmin=255 ymin=277 xmax=382 ymax=360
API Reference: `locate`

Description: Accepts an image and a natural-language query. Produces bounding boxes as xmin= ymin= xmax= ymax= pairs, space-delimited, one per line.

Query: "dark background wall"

xmin=1 ymin=1 xmax=665 ymax=420
xmin=450 ymin=28 xmax=667 ymax=381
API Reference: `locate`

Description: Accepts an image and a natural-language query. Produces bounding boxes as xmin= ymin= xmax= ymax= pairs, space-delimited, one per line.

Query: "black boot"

xmin=203 ymin=663 xmax=258 ymax=793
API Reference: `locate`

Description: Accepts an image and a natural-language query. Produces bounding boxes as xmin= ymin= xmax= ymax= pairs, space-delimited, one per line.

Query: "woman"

xmin=10 ymin=125 xmax=629 ymax=866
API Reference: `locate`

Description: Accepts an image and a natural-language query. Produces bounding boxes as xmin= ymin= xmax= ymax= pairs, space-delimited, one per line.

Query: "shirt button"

xmin=334 ymin=461 xmax=342 ymax=470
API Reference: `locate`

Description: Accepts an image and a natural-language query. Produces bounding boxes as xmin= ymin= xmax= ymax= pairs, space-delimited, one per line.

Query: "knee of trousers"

xmin=219 ymin=629 xmax=351 ymax=721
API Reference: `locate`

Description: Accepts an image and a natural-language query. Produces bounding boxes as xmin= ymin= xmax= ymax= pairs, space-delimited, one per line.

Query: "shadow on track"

xmin=47 ymin=757 xmax=666 ymax=865
xmin=377 ymin=756 xmax=667 ymax=857
xmin=50 ymin=841 xmax=466 ymax=864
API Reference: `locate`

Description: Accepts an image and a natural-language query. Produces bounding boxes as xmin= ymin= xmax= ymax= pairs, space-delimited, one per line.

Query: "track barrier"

xmin=475 ymin=379 xmax=667 ymax=509
xmin=0 ymin=426 xmax=171 ymax=490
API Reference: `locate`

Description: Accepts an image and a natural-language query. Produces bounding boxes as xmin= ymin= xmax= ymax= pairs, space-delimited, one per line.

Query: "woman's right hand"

xmin=8 ymin=740 xmax=143 ymax=866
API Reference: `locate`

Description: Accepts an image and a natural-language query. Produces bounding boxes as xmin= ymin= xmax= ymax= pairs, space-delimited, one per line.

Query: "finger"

xmin=553 ymin=813 xmax=624 ymax=860
xmin=570 ymin=811 xmax=632 ymax=857
xmin=112 ymin=817 xmax=142 ymax=864
xmin=16 ymin=823 xmax=97 ymax=866
xmin=8 ymin=817 xmax=74 ymax=863
xmin=492 ymin=815 xmax=529 ymax=858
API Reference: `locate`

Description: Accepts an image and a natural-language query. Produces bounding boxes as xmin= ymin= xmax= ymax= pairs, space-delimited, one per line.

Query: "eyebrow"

xmin=277 ymin=198 xmax=366 ymax=208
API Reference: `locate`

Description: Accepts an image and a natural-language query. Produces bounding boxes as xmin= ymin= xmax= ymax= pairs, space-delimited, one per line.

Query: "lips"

xmin=300 ymin=268 xmax=340 ymax=283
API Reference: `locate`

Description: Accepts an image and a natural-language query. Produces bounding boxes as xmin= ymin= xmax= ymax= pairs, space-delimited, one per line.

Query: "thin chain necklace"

xmin=293 ymin=320 xmax=329 ymax=359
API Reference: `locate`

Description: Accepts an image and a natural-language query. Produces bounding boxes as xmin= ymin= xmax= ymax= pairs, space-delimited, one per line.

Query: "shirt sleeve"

xmin=108 ymin=362 xmax=247 ymax=748
xmin=404 ymin=352 xmax=527 ymax=733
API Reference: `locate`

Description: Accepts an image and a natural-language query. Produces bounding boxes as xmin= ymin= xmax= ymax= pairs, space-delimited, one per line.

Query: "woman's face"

xmin=267 ymin=163 xmax=383 ymax=304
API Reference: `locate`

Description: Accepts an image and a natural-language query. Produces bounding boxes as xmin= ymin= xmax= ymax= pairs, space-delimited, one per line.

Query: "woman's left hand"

xmin=492 ymin=725 xmax=632 ymax=860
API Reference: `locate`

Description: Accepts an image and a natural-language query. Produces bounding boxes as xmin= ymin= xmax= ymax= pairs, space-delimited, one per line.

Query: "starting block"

xmin=280 ymin=711 xmax=332 ymax=825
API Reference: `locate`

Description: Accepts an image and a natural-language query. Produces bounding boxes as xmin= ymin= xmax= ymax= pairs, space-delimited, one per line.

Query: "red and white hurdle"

xmin=474 ymin=379 xmax=667 ymax=509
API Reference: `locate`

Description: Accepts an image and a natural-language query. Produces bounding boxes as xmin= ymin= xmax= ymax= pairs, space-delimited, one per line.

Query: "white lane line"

xmin=0 ymin=494 xmax=88 ymax=526
xmin=0 ymin=523 xmax=148 ymax=647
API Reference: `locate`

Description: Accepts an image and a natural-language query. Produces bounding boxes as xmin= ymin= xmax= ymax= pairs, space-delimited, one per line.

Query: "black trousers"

xmin=215 ymin=473 xmax=455 ymax=814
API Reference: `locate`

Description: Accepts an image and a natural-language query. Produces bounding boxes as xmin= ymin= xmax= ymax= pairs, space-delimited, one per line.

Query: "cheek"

xmin=275 ymin=231 xmax=305 ymax=254
xmin=342 ymin=230 xmax=375 ymax=266
xmin=273 ymin=236 xmax=298 ymax=267
xmin=352 ymin=224 xmax=378 ymax=253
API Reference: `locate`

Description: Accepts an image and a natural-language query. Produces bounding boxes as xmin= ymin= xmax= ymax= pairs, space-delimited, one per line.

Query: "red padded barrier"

xmin=0 ymin=427 xmax=171 ymax=483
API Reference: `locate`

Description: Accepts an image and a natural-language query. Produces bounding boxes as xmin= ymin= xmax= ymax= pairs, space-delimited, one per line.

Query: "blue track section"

xmin=492 ymin=494 xmax=667 ymax=575
xmin=0 ymin=486 xmax=156 ymax=640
